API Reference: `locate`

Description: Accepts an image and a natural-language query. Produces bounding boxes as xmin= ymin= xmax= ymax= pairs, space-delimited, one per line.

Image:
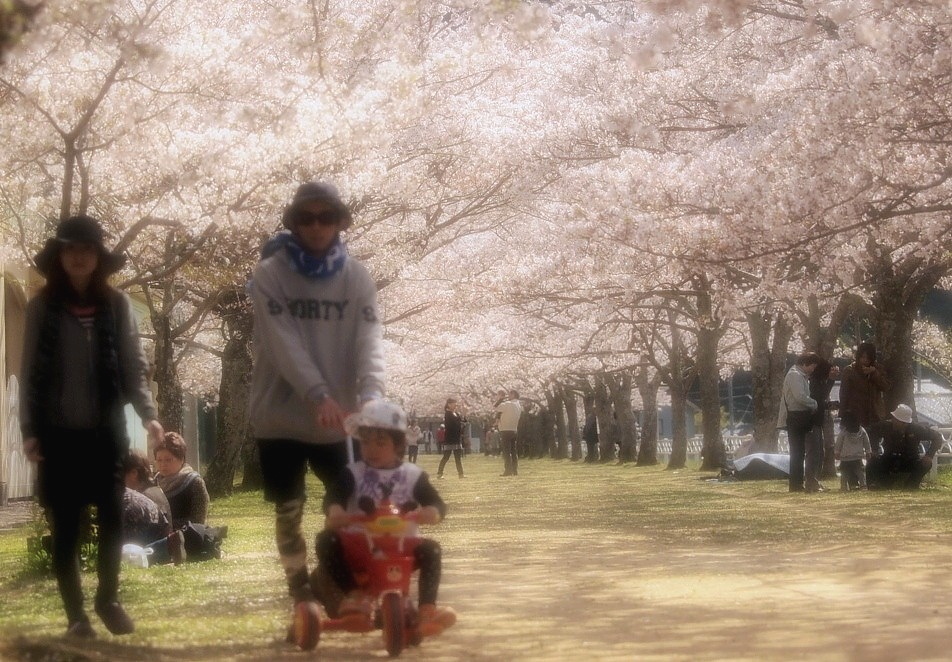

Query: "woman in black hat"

xmin=22 ymin=215 xmax=164 ymax=638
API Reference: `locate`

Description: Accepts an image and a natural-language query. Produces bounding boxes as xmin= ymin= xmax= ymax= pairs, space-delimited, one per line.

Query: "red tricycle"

xmin=292 ymin=496 xmax=428 ymax=657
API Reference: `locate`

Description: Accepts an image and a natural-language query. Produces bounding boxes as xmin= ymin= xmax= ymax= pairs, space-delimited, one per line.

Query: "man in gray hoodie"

xmin=249 ymin=182 xmax=385 ymax=637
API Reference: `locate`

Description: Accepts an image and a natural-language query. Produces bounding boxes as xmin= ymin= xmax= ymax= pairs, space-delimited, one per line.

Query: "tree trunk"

xmin=666 ymin=310 xmax=691 ymax=470
xmin=564 ymin=386 xmax=582 ymax=461
xmin=746 ymin=309 xmax=793 ymax=454
xmin=874 ymin=284 xmax=920 ymax=415
xmin=152 ymin=310 xmax=184 ymax=434
xmin=695 ymin=279 xmax=726 ymax=471
xmin=800 ymin=294 xmax=855 ymax=478
xmin=594 ymin=375 xmax=616 ymax=463
xmin=519 ymin=408 xmax=544 ymax=458
xmin=636 ymin=365 xmax=661 ymax=466
xmin=866 ymin=243 xmax=949 ymax=416
xmin=548 ymin=387 xmax=567 ymax=459
xmin=610 ymin=372 xmax=637 ymax=463
xmin=204 ymin=290 xmax=253 ymax=497
xmin=538 ymin=405 xmax=554 ymax=458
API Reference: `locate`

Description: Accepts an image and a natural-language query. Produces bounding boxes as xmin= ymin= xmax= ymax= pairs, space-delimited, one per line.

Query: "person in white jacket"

xmin=494 ymin=389 xmax=523 ymax=477
xmin=248 ymin=182 xmax=385 ymax=635
xmin=777 ymin=353 xmax=820 ymax=492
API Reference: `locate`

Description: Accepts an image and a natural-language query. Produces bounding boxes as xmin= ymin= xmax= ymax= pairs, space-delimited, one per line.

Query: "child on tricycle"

xmin=293 ymin=399 xmax=456 ymax=654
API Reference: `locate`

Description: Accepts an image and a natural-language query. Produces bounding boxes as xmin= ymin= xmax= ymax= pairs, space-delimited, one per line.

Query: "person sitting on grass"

xmin=315 ymin=399 xmax=457 ymax=638
xmin=154 ymin=432 xmax=209 ymax=529
xmin=124 ymin=451 xmax=171 ymax=522
xmin=122 ymin=451 xmax=186 ymax=565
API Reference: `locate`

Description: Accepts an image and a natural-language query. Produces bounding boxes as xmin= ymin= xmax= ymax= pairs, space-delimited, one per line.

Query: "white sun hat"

xmin=344 ymin=400 xmax=408 ymax=439
xmin=890 ymin=404 xmax=914 ymax=424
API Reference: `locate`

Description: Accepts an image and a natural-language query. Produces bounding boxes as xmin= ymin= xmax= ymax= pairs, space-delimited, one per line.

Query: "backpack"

xmin=180 ymin=522 xmax=227 ymax=562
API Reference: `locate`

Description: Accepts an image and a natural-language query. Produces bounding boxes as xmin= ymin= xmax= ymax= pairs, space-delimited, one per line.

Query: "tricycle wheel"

xmin=381 ymin=592 xmax=405 ymax=657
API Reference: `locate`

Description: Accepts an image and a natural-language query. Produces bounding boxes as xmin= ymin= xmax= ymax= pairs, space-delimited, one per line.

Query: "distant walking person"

xmin=407 ymin=419 xmax=422 ymax=463
xmin=839 ymin=342 xmax=888 ymax=430
xmin=495 ymin=390 xmax=523 ymax=477
xmin=777 ymin=353 xmax=820 ymax=492
xmin=21 ymin=215 xmax=164 ymax=637
xmin=437 ymin=398 xmax=466 ymax=479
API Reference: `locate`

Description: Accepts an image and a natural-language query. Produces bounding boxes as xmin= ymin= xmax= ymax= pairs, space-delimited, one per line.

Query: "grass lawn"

xmin=2 ymin=454 xmax=952 ymax=661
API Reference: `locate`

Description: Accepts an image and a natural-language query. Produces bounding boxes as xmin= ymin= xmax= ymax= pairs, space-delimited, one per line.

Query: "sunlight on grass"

xmin=2 ymin=456 xmax=951 ymax=660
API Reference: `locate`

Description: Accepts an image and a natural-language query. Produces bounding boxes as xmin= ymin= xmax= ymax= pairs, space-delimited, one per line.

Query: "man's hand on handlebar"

xmin=325 ymin=504 xmax=350 ymax=530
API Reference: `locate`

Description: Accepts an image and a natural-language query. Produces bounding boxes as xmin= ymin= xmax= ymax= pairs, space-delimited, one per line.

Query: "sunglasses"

xmin=295 ymin=209 xmax=341 ymax=227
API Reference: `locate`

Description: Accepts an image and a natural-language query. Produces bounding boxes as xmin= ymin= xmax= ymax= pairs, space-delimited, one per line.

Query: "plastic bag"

xmin=121 ymin=543 xmax=153 ymax=569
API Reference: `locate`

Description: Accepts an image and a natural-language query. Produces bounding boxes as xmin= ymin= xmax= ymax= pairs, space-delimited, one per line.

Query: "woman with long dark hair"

xmin=436 ymin=397 xmax=466 ymax=479
xmin=21 ymin=215 xmax=164 ymax=637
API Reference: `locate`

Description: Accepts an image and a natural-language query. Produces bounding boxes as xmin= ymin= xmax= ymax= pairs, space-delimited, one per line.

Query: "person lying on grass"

xmin=315 ymin=399 xmax=457 ymax=638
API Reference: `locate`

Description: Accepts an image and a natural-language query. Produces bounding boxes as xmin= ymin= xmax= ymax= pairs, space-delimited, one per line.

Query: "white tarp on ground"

xmin=732 ymin=453 xmax=790 ymax=480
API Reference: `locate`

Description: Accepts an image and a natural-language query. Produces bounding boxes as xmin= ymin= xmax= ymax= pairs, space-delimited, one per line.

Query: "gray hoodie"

xmin=248 ymin=246 xmax=385 ymax=443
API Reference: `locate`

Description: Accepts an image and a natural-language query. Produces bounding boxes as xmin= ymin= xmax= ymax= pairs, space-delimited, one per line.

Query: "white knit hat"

xmin=344 ymin=400 xmax=408 ymax=439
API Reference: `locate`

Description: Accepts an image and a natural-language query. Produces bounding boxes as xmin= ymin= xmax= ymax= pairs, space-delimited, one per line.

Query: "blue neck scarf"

xmin=260 ymin=230 xmax=347 ymax=280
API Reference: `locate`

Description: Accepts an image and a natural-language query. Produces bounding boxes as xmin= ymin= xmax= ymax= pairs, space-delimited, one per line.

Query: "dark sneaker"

xmin=95 ymin=602 xmax=135 ymax=635
xmin=309 ymin=564 xmax=344 ymax=619
xmin=66 ymin=618 xmax=96 ymax=639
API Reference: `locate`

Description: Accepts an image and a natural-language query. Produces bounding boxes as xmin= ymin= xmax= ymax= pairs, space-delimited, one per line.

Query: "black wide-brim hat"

xmin=33 ymin=214 xmax=127 ymax=276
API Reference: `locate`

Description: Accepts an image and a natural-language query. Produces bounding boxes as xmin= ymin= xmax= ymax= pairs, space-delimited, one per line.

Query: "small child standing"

xmin=835 ymin=412 xmax=872 ymax=491
xmin=316 ymin=400 xmax=456 ymax=637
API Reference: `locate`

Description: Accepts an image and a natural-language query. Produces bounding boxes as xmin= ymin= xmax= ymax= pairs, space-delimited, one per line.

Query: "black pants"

xmin=39 ymin=428 xmax=126 ymax=623
xmin=258 ymin=438 xmax=356 ymax=596
xmin=867 ymin=454 xmax=930 ymax=490
xmin=257 ymin=438 xmax=355 ymax=506
xmin=500 ymin=431 xmax=518 ymax=475
xmin=804 ymin=426 xmax=824 ymax=490
xmin=407 ymin=445 xmax=418 ymax=463
xmin=785 ymin=412 xmax=815 ymax=492
xmin=437 ymin=448 xmax=464 ymax=477
xmin=316 ymin=530 xmax=442 ymax=605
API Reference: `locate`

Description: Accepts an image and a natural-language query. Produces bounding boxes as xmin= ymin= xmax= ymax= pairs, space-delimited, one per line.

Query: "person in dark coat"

xmin=436 ymin=398 xmax=466 ymax=479
xmin=839 ymin=342 xmax=888 ymax=429
xmin=20 ymin=215 xmax=164 ymax=637
xmin=866 ymin=404 xmax=944 ymax=490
